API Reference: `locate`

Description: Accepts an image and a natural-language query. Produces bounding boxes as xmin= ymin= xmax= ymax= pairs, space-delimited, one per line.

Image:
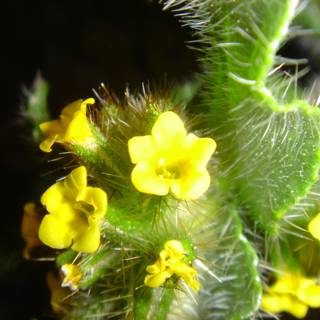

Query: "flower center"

xmin=156 ymin=158 xmax=180 ymax=179
xmin=73 ymin=201 xmax=95 ymax=223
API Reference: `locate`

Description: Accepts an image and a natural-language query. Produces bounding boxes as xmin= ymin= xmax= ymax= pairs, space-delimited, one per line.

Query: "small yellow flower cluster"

xmin=262 ymin=273 xmax=320 ymax=318
xmin=144 ymin=240 xmax=200 ymax=292
xmin=35 ymin=101 xmax=215 ymax=293
xmin=37 ymin=102 xmax=216 ymax=253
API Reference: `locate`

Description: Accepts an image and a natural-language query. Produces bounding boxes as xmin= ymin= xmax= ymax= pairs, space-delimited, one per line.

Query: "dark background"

xmin=0 ymin=1 xmax=319 ymax=319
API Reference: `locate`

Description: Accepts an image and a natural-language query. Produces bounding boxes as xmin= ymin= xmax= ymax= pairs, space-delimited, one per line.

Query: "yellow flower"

xmin=39 ymin=98 xmax=95 ymax=152
xmin=308 ymin=213 xmax=320 ymax=240
xmin=20 ymin=202 xmax=43 ymax=260
xmin=128 ymin=111 xmax=216 ymax=200
xmin=144 ymin=240 xmax=200 ymax=292
xmin=144 ymin=257 xmax=174 ymax=288
xmin=61 ymin=264 xmax=83 ymax=291
xmin=163 ymin=239 xmax=185 ymax=259
xmin=262 ymin=273 xmax=320 ymax=318
xmin=39 ymin=166 xmax=107 ymax=253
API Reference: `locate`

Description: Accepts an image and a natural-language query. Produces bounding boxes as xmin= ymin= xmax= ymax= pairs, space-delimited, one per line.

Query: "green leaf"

xmin=198 ymin=206 xmax=261 ymax=320
xmin=163 ymin=0 xmax=320 ymax=233
xmin=219 ymin=99 xmax=320 ymax=233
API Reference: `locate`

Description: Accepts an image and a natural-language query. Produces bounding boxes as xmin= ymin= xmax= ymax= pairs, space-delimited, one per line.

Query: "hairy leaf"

xmin=162 ymin=0 xmax=320 ymax=233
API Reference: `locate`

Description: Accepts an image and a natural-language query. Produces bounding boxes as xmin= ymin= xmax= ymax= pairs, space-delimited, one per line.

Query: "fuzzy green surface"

xmin=163 ymin=0 xmax=320 ymax=234
xmin=219 ymin=99 xmax=320 ymax=234
xmin=197 ymin=205 xmax=261 ymax=320
xmin=134 ymin=288 xmax=174 ymax=320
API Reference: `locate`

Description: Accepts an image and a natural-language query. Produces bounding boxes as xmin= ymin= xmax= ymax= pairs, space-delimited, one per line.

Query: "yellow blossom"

xmin=144 ymin=240 xmax=200 ymax=292
xmin=262 ymin=273 xmax=320 ymax=318
xmin=308 ymin=213 xmax=320 ymax=240
xmin=128 ymin=111 xmax=216 ymax=200
xmin=39 ymin=98 xmax=95 ymax=152
xmin=21 ymin=202 xmax=43 ymax=260
xmin=61 ymin=264 xmax=83 ymax=291
xmin=144 ymin=257 xmax=174 ymax=288
xmin=39 ymin=166 xmax=107 ymax=253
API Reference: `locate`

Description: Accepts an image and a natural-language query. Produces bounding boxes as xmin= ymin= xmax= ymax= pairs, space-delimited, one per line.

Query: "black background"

xmin=0 ymin=1 xmax=319 ymax=319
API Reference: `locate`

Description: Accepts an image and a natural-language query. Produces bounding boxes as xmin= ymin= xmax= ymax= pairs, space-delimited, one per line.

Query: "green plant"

xmin=22 ymin=0 xmax=320 ymax=319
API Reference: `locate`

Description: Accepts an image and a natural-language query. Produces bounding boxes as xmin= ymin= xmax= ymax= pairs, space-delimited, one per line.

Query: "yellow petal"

xmin=131 ymin=162 xmax=170 ymax=195
xmin=308 ymin=213 xmax=320 ymax=240
xmin=64 ymin=110 xmax=93 ymax=144
xmin=144 ymin=270 xmax=172 ymax=288
xmin=41 ymin=167 xmax=86 ymax=215
xmin=182 ymin=273 xmax=200 ymax=292
xmin=39 ymin=120 xmax=62 ymax=136
xmin=76 ymin=186 xmax=108 ymax=220
xmin=262 ymin=293 xmax=308 ymax=319
xmin=39 ymin=134 xmax=59 ymax=152
xmin=71 ymin=221 xmax=101 ymax=253
xmin=63 ymin=99 xmax=94 ymax=144
xmin=187 ymin=134 xmax=217 ymax=167
xmin=60 ymin=100 xmax=83 ymax=120
xmin=38 ymin=214 xmax=73 ymax=249
xmin=82 ymin=97 xmax=95 ymax=109
xmin=298 ymin=280 xmax=320 ymax=308
xmin=61 ymin=98 xmax=94 ymax=121
xmin=39 ymin=119 xmax=66 ymax=153
xmin=40 ymin=181 xmax=72 ymax=215
xmin=168 ymin=260 xmax=196 ymax=277
xmin=128 ymin=136 xmax=156 ymax=164
xmin=286 ymin=298 xmax=309 ymax=319
xmin=165 ymin=259 xmax=200 ymax=292
xmin=61 ymin=264 xmax=82 ymax=291
xmin=146 ymin=258 xmax=164 ymax=274
xmin=171 ymin=168 xmax=210 ymax=200
xmin=159 ymin=249 xmax=171 ymax=271
xmin=151 ymin=112 xmax=187 ymax=148
xmin=64 ymin=166 xmax=87 ymax=197
xmin=164 ymin=240 xmax=185 ymax=259
xmin=269 ymin=274 xmax=300 ymax=295
xmin=262 ymin=293 xmax=284 ymax=314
